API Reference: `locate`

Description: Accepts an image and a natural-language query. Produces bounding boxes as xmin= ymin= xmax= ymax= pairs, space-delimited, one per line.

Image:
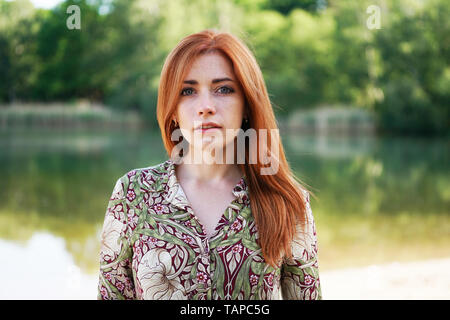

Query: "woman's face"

xmin=174 ymin=51 xmax=246 ymax=161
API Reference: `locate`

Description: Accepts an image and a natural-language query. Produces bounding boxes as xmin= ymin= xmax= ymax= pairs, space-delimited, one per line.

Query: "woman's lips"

xmin=197 ymin=127 xmax=221 ymax=133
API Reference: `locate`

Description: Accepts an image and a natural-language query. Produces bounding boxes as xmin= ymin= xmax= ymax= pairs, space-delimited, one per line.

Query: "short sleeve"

xmin=281 ymin=190 xmax=322 ymax=300
xmin=97 ymin=176 xmax=135 ymax=300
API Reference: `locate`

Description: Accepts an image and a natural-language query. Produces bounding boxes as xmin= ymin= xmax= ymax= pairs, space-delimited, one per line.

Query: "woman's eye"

xmin=217 ymin=86 xmax=234 ymax=94
xmin=181 ymin=88 xmax=194 ymax=96
xmin=181 ymin=86 xmax=234 ymax=96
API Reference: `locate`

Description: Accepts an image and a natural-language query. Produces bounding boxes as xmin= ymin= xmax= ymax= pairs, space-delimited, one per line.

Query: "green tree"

xmin=33 ymin=0 xmax=112 ymax=100
xmin=373 ymin=0 xmax=450 ymax=135
xmin=263 ymin=0 xmax=325 ymax=14
xmin=0 ymin=0 xmax=39 ymax=102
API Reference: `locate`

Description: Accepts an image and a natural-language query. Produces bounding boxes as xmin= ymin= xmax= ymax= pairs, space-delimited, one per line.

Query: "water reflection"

xmin=286 ymin=133 xmax=375 ymax=159
xmin=0 ymin=127 xmax=449 ymax=299
xmin=0 ymin=232 xmax=97 ymax=299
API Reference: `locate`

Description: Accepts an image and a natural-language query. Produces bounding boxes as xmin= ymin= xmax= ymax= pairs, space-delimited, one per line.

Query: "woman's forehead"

xmin=185 ymin=52 xmax=235 ymax=81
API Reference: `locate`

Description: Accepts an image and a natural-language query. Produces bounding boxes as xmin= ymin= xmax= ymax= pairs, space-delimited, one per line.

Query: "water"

xmin=0 ymin=127 xmax=449 ymax=298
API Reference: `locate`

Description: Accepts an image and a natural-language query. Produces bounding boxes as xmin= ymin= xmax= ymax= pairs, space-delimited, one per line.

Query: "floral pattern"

xmin=97 ymin=159 xmax=322 ymax=300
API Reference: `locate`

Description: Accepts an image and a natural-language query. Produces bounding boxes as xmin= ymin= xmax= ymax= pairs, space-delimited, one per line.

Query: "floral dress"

xmin=97 ymin=159 xmax=322 ymax=300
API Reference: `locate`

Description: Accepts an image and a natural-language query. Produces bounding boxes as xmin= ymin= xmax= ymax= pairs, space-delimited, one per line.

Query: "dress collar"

xmin=160 ymin=158 xmax=249 ymax=210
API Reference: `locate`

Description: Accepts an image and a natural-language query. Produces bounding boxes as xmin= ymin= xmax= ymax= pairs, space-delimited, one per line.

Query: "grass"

xmin=0 ymin=102 xmax=146 ymax=129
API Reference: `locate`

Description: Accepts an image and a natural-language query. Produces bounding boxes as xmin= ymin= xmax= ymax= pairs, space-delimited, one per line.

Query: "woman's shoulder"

xmin=125 ymin=159 xmax=170 ymax=178
xmin=289 ymin=187 xmax=318 ymax=257
xmin=298 ymin=187 xmax=310 ymax=205
xmin=114 ymin=159 xmax=172 ymax=192
xmin=297 ymin=187 xmax=315 ymax=228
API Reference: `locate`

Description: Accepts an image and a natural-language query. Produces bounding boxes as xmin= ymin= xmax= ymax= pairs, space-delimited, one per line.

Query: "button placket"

xmin=202 ymin=238 xmax=212 ymax=290
xmin=164 ymin=159 xmax=252 ymax=298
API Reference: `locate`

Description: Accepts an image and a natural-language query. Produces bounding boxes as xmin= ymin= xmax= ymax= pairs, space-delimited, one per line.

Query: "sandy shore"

xmin=320 ymin=257 xmax=450 ymax=299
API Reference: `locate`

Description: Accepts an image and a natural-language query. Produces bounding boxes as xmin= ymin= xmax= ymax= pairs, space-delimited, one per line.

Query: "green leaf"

xmin=214 ymin=252 xmax=225 ymax=299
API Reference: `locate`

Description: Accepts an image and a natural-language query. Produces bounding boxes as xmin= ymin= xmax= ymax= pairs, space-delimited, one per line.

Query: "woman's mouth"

xmin=195 ymin=122 xmax=222 ymax=133
xmin=198 ymin=127 xmax=220 ymax=133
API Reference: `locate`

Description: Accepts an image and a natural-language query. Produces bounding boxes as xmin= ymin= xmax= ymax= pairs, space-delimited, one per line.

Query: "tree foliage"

xmin=0 ymin=0 xmax=448 ymax=135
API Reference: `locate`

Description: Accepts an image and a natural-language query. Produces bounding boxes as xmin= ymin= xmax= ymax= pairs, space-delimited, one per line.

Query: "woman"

xmin=98 ymin=29 xmax=322 ymax=300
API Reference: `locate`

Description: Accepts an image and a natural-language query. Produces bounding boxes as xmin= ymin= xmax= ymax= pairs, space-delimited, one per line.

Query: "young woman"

xmin=98 ymin=29 xmax=322 ymax=300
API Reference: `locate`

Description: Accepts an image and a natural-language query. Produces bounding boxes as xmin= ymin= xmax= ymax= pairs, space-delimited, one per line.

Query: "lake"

xmin=0 ymin=127 xmax=449 ymax=299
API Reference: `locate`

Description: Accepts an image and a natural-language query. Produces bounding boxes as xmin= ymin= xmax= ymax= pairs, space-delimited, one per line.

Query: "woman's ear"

xmin=244 ymin=108 xmax=250 ymax=122
xmin=245 ymin=102 xmax=251 ymax=119
xmin=171 ymin=114 xmax=178 ymax=126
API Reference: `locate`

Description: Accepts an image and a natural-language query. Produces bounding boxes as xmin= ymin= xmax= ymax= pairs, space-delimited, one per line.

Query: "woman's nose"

xmin=197 ymin=92 xmax=216 ymax=115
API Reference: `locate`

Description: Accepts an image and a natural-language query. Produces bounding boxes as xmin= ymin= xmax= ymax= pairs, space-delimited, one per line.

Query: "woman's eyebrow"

xmin=183 ymin=77 xmax=234 ymax=84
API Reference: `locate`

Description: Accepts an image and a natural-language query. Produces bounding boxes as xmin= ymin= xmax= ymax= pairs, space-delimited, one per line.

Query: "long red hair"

xmin=156 ymin=29 xmax=314 ymax=268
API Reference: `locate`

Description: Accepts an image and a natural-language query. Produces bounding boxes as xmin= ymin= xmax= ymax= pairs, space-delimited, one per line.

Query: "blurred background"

xmin=0 ymin=0 xmax=448 ymax=299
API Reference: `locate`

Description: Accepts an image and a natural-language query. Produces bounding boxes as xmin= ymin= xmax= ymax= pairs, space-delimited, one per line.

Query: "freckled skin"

xmin=175 ymin=51 xmax=246 ymax=155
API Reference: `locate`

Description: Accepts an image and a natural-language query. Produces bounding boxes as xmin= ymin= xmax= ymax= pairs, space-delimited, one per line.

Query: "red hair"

xmin=156 ymin=29 xmax=314 ymax=268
